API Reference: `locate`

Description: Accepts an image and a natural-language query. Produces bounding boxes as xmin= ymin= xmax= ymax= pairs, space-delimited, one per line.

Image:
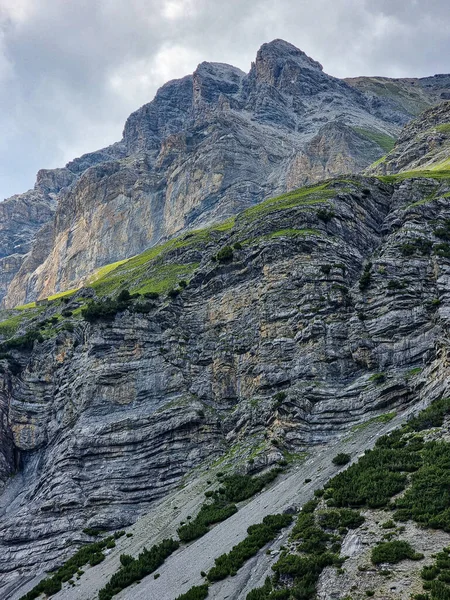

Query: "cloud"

xmin=0 ymin=0 xmax=449 ymax=199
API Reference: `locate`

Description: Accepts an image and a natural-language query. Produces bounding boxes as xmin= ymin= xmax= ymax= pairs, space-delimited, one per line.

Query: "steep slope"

xmin=345 ymin=74 xmax=450 ymax=123
xmin=0 ymin=144 xmax=126 ymax=307
xmin=3 ymin=39 xmax=450 ymax=308
xmin=2 ymin=169 xmax=450 ymax=596
xmin=368 ymin=101 xmax=450 ymax=175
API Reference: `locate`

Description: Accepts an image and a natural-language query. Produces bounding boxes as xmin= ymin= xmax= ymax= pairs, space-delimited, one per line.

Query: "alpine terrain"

xmin=1 ymin=40 xmax=450 ymax=600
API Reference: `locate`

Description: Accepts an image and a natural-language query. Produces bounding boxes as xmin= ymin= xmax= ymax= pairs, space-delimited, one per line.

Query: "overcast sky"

xmin=1 ymin=0 xmax=449 ymax=200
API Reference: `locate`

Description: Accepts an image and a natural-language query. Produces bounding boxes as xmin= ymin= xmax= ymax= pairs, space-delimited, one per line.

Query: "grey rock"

xmin=3 ymin=40 xmax=450 ymax=307
xmin=1 ymin=174 xmax=450 ymax=593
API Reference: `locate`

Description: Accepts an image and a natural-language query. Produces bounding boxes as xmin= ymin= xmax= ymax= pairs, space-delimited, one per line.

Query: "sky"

xmin=0 ymin=0 xmax=449 ymax=200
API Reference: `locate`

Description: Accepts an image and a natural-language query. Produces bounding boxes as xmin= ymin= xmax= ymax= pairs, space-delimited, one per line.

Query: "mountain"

xmin=2 ymin=39 xmax=450 ymax=308
xmin=2 ymin=41 xmax=450 ymax=600
xmin=368 ymin=100 xmax=450 ymax=175
xmin=1 ymin=162 xmax=450 ymax=597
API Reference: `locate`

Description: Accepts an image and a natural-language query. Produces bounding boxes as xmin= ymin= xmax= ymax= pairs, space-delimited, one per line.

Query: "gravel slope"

xmin=8 ymin=406 xmax=419 ymax=600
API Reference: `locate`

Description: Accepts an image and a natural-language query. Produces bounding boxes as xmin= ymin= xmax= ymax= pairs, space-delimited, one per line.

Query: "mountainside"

xmin=2 ymin=166 xmax=450 ymax=597
xmin=368 ymin=101 xmax=450 ymax=175
xmin=2 ymin=39 xmax=450 ymax=308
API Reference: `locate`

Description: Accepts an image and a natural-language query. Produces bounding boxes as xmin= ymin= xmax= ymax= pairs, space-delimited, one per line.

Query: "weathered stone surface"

xmin=1 ymin=175 xmax=450 ymax=594
xmin=369 ymin=101 xmax=450 ymax=174
xmin=3 ymin=40 xmax=450 ymax=307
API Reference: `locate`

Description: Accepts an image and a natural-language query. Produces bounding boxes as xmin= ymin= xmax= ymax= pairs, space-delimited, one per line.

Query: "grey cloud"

xmin=1 ymin=0 xmax=449 ymax=200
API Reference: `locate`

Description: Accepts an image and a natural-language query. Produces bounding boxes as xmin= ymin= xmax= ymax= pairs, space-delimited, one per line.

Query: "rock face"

xmin=1 ymin=173 xmax=450 ymax=595
xmin=368 ymin=101 xmax=450 ymax=174
xmin=3 ymin=39 xmax=450 ymax=307
xmin=0 ymin=145 xmax=126 ymax=306
xmin=344 ymin=74 xmax=450 ymax=123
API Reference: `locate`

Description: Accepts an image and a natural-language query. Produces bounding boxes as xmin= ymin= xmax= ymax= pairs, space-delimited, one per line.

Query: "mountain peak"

xmin=257 ymin=39 xmax=323 ymax=71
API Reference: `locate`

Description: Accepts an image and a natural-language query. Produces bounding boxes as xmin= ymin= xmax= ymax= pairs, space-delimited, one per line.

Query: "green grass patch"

xmin=47 ymin=288 xmax=78 ymax=302
xmin=435 ymin=124 xmax=450 ymax=134
xmin=368 ymin=154 xmax=388 ymax=169
xmin=351 ymin=412 xmax=396 ymax=432
xmin=377 ymin=170 xmax=450 ymax=183
xmin=241 ymin=182 xmax=337 ymax=222
xmin=352 ymin=127 xmax=396 ymax=152
xmin=0 ymin=314 xmax=26 ymax=337
xmin=15 ymin=302 xmax=37 ymax=310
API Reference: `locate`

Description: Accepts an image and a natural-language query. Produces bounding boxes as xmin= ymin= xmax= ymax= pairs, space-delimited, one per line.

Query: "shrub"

xmin=320 ymin=264 xmax=332 ymax=275
xmin=90 ymin=552 xmax=105 ymax=566
xmin=175 ymin=584 xmax=209 ymax=600
xmin=98 ymin=538 xmax=179 ymax=600
xmin=20 ymin=532 xmax=125 ymax=600
xmin=1 ymin=329 xmax=43 ymax=351
xmin=178 ymin=470 xmax=282 ymax=543
xmin=359 ymin=263 xmax=372 ymax=291
xmin=371 ymin=540 xmax=423 ymax=564
xmin=207 ymin=514 xmax=292 ymax=581
xmin=332 ymin=453 xmax=351 ymax=466
xmin=167 ymin=288 xmax=180 ymax=298
xmin=216 ymin=246 xmax=233 ymax=263
xmin=317 ymin=208 xmax=335 ymax=222
xmin=233 ymin=242 xmax=243 ymax=250
xmin=400 ymin=239 xmax=432 ymax=256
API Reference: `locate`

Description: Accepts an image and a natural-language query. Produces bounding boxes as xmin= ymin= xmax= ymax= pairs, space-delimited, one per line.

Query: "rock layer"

xmin=1 ymin=174 xmax=450 ymax=593
xmin=3 ymin=40 xmax=450 ymax=307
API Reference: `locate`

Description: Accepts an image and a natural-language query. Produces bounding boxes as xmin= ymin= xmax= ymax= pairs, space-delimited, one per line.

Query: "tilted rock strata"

xmin=1 ymin=176 xmax=450 ymax=593
xmin=4 ymin=40 xmax=450 ymax=307
xmin=368 ymin=101 xmax=450 ymax=174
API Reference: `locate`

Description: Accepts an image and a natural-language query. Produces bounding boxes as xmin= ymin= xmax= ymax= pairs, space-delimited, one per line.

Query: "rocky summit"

xmin=1 ymin=39 xmax=450 ymax=600
xmin=2 ymin=39 xmax=450 ymax=308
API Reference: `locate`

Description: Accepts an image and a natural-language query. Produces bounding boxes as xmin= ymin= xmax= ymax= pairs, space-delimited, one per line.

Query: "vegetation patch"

xmin=20 ymin=531 xmax=125 ymax=600
xmin=98 ymin=538 xmax=179 ymax=600
xmin=207 ymin=514 xmax=292 ymax=581
xmin=371 ymin=540 xmax=423 ymax=564
xmin=352 ymin=127 xmax=396 ymax=152
xmin=177 ymin=469 xmax=282 ymax=543
xmin=414 ymin=547 xmax=450 ymax=599
xmin=332 ymin=453 xmax=351 ymax=466
xmin=241 ymin=182 xmax=339 ymax=222
xmin=175 ymin=584 xmax=210 ymax=600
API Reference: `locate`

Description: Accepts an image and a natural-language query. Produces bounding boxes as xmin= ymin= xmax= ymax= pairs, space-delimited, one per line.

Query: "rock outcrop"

xmin=3 ymin=40 xmax=450 ymax=307
xmin=1 ymin=172 xmax=450 ymax=595
xmin=368 ymin=100 xmax=450 ymax=174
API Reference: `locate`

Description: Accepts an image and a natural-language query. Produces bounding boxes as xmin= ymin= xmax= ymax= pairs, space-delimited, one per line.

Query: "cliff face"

xmin=368 ymin=101 xmax=450 ymax=175
xmin=0 ymin=145 xmax=126 ymax=307
xmin=3 ymin=40 xmax=450 ymax=308
xmin=1 ymin=173 xmax=450 ymax=595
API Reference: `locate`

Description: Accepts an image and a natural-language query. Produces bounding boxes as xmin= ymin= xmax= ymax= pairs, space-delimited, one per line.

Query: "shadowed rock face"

xmin=1 ymin=174 xmax=450 ymax=594
xmin=3 ymin=40 xmax=450 ymax=308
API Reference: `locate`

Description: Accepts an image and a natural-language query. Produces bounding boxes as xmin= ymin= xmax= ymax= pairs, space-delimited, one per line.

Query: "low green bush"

xmin=371 ymin=540 xmax=423 ymax=564
xmin=207 ymin=514 xmax=292 ymax=582
xmin=175 ymin=584 xmax=209 ymax=600
xmin=20 ymin=532 xmax=125 ymax=600
xmin=216 ymin=246 xmax=233 ymax=263
xmin=332 ymin=453 xmax=351 ymax=466
xmin=98 ymin=538 xmax=179 ymax=600
xmin=359 ymin=263 xmax=372 ymax=291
